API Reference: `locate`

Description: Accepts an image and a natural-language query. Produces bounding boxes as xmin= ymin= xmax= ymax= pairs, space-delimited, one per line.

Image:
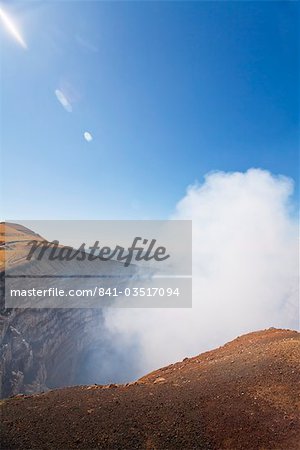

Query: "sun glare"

xmin=0 ymin=7 xmax=27 ymax=49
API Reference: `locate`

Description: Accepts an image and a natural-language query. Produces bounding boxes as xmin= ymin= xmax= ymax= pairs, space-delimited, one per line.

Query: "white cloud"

xmin=104 ymin=169 xmax=299 ymax=377
xmin=55 ymin=89 xmax=72 ymax=112
xmin=84 ymin=131 xmax=93 ymax=142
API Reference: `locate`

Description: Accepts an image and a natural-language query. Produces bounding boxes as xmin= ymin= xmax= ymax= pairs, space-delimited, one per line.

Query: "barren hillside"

xmin=1 ymin=328 xmax=299 ymax=450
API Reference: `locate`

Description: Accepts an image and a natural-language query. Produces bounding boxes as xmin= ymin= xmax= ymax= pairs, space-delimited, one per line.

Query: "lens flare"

xmin=0 ymin=7 xmax=27 ymax=49
xmin=84 ymin=131 xmax=93 ymax=142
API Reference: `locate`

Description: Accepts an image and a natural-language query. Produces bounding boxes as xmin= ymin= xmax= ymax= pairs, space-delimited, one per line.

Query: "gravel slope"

xmin=1 ymin=328 xmax=299 ymax=450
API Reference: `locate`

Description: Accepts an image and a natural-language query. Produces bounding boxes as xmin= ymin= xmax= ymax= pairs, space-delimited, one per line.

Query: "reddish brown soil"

xmin=0 ymin=328 xmax=299 ymax=450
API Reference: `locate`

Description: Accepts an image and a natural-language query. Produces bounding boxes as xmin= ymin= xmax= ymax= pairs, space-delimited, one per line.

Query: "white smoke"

xmin=104 ymin=169 xmax=299 ymax=377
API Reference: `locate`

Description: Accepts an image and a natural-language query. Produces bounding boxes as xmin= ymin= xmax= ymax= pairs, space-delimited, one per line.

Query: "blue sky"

xmin=1 ymin=1 xmax=299 ymax=219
